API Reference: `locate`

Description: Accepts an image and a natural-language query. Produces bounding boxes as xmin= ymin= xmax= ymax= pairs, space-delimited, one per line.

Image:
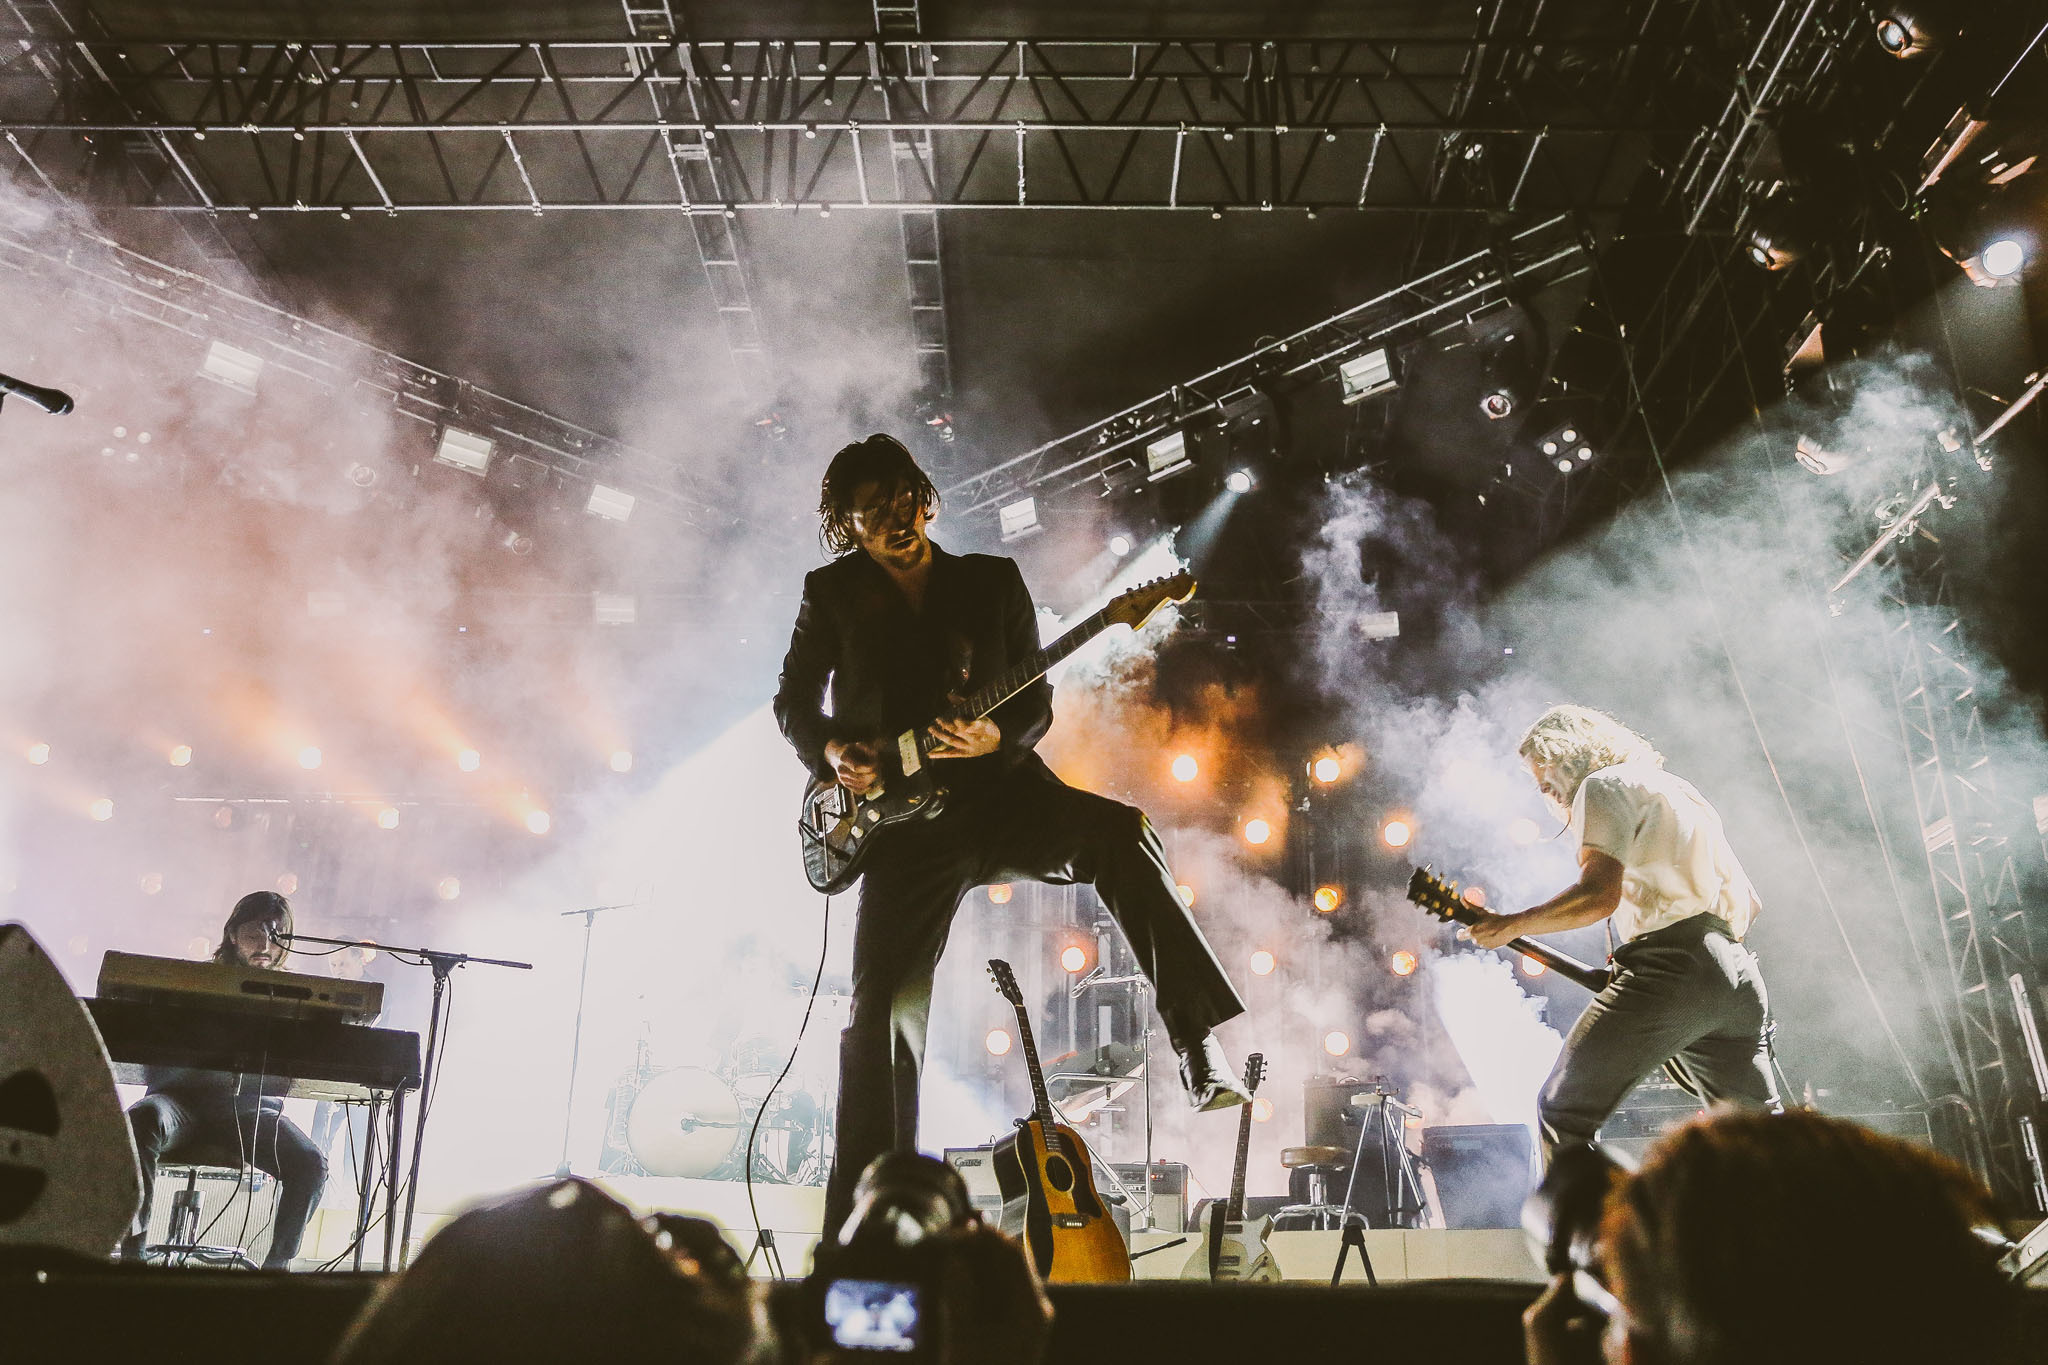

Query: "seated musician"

xmin=119 ymin=891 xmax=330 ymax=1269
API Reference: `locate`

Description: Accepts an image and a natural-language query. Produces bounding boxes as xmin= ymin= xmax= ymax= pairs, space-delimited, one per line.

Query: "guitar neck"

xmin=1009 ymin=999 xmax=1057 ymax=1128
xmin=1440 ymin=904 xmax=1611 ymax=992
xmin=1226 ymin=1098 xmax=1255 ymax=1221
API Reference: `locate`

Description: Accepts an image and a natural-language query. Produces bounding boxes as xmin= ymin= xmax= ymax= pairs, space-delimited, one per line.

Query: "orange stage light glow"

xmin=168 ymin=745 xmax=193 ymax=767
xmin=298 ymin=746 xmax=323 ymax=770
xmin=1243 ymin=817 xmax=1272 ymax=846
xmin=1171 ymin=753 xmax=1199 ymax=782
xmin=1323 ymin=1030 xmax=1352 ymax=1057
xmin=526 ymin=810 xmax=552 ymax=835
xmin=1390 ymin=949 xmax=1419 ymax=977
xmin=376 ymin=807 xmax=401 ymax=830
xmin=1251 ymin=1098 xmax=1274 ymax=1123
xmin=1313 ymin=885 xmax=1343 ymax=913
xmin=985 ymin=1028 xmax=1013 ymax=1057
xmin=1060 ymin=945 xmax=1089 ymax=973
xmin=25 ymin=742 xmax=50 ymax=765
xmin=1380 ymin=817 xmax=1412 ymax=849
xmin=1311 ymin=754 xmax=1343 ymax=784
xmin=88 ymin=797 xmax=114 ymax=822
xmin=987 ymin=883 xmax=1012 ymax=905
xmin=1249 ymin=949 xmax=1276 ymax=976
xmin=1177 ymin=883 xmax=1196 ymax=907
xmin=457 ymin=748 xmax=482 ymax=772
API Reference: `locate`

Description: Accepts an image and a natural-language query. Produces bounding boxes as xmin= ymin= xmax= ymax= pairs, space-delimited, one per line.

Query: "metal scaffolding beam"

xmin=0 ymin=36 xmax=1665 ymax=214
xmin=874 ymin=2 xmax=954 ymax=397
xmin=616 ymin=0 xmax=775 ymax=404
xmin=940 ymin=211 xmax=1590 ymax=522
xmin=0 ymin=213 xmax=734 ymax=528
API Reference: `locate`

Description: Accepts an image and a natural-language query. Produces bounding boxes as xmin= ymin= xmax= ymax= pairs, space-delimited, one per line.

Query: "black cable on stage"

xmin=743 ymin=894 xmax=830 ymax=1279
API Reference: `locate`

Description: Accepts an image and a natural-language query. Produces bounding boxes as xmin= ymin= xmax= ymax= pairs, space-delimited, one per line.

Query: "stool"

xmin=1272 ymin=1145 xmax=1366 ymax=1233
xmin=144 ymin=1163 xmax=264 ymax=1269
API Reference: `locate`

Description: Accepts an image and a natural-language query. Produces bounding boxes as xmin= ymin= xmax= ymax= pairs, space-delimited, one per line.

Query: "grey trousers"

xmin=1537 ymin=913 xmax=1779 ymax=1163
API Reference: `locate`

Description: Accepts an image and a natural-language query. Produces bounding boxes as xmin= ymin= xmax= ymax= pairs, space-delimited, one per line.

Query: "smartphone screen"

xmin=823 ymin=1278 xmax=922 ymax=1353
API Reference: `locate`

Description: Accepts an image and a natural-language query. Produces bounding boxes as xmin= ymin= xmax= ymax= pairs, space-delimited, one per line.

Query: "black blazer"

xmin=773 ymin=543 xmax=1054 ymax=786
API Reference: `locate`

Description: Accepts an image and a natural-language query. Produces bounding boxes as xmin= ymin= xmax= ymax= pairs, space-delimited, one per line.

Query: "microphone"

xmin=0 ymin=372 xmax=75 ymax=415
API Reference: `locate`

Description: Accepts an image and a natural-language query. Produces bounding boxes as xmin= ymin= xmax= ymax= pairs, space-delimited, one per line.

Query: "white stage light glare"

xmin=1249 ymin=949 xmax=1276 ymax=976
xmin=457 ymin=748 xmax=481 ymax=772
xmin=1323 ymin=1029 xmax=1352 ymax=1057
xmin=1108 ymin=533 xmax=1133 ymax=557
xmin=168 ymin=745 xmax=192 ymax=767
xmin=985 ymin=1027 xmax=1013 ymax=1057
xmin=298 ymin=746 xmax=322 ymax=770
xmin=1243 ymin=817 xmax=1272 ymax=846
xmin=1225 ymin=469 xmax=1254 ymax=493
xmin=526 ymin=810 xmax=552 ymax=835
xmin=1171 ymin=753 xmax=1199 ymax=782
xmin=609 ymin=749 xmax=634 ymax=773
xmin=1981 ymin=238 xmax=2026 ymax=279
xmin=89 ymin=797 xmax=114 ymax=822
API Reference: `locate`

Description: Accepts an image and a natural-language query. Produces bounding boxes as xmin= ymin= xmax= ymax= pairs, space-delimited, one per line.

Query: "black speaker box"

xmin=1421 ymin=1124 xmax=1533 ymax=1230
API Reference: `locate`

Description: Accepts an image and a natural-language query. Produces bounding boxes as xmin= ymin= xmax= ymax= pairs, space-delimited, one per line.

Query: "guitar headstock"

xmin=1243 ymin=1051 xmax=1265 ymax=1098
xmin=986 ymin=958 xmax=1023 ymax=1008
xmin=1102 ymin=571 xmax=1196 ymax=633
xmin=1406 ymin=865 xmax=1474 ymax=924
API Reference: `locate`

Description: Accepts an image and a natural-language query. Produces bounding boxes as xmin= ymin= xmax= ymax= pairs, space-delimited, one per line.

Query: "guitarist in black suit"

xmin=775 ymin=433 xmax=1248 ymax=1238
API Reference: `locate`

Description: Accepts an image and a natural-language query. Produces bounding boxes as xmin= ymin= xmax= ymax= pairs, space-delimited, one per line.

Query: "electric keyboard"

xmin=98 ymin=950 xmax=384 ymax=1023
xmin=85 ymin=997 xmax=422 ymax=1103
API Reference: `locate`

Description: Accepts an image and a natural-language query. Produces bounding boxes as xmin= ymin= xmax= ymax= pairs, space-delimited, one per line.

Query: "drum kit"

xmin=600 ymin=1013 xmax=842 ymax=1185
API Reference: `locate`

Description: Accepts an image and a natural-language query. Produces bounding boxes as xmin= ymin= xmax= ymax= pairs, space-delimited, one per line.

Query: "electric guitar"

xmin=986 ymin=958 xmax=1131 ymax=1283
xmin=1182 ymin=1051 xmax=1280 ymax=1283
xmin=1406 ymin=866 xmax=1617 ymax=993
xmin=796 ymin=572 xmax=1196 ymax=893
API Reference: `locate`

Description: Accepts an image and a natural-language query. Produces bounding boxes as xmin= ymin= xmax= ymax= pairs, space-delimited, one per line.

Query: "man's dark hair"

xmin=817 ymin=433 xmax=937 ymax=556
xmin=215 ymin=890 xmax=290 ymax=964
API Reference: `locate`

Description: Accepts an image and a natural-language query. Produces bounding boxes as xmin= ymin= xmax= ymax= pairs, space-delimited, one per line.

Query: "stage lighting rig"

xmin=1337 ymin=347 xmax=1398 ymax=404
xmin=998 ymin=495 xmax=1041 ymax=542
xmin=1144 ymin=429 xmax=1193 ymax=482
xmin=434 ymin=426 xmax=494 ymax=476
xmin=1873 ymin=5 xmax=1949 ymax=59
xmin=197 ymin=340 xmax=264 ymax=394
xmin=1740 ymin=191 xmax=1812 ymax=272
xmin=586 ymin=483 xmax=635 ymax=521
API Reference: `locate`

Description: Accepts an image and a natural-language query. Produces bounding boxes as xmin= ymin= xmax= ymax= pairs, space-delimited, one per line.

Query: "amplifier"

xmin=1422 ymin=1124 xmax=1533 ymax=1230
xmin=943 ymin=1146 xmax=1004 ymax=1222
xmin=1106 ymin=1161 xmax=1190 ymax=1233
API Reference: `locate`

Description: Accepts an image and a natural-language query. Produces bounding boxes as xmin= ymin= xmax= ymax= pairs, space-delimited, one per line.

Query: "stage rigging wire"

xmin=1712 ymin=251 xmax=1975 ymax=1100
xmin=743 ymin=892 xmax=831 ymax=1279
xmin=1585 ymin=229 xmax=1933 ymax=1103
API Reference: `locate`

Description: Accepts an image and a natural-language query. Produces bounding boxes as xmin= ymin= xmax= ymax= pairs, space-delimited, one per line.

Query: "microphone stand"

xmin=282 ymin=932 xmax=531 ymax=1269
xmin=550 ymin=904 xmax=633 ymax=1178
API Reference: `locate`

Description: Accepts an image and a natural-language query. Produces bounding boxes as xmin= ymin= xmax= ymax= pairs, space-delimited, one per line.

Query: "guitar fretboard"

xmin=911 ymin=608 xmax=1111 ymax=759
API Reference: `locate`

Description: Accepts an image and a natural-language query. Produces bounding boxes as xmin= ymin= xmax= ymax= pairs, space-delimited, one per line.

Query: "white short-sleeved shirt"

xmin=1569 ymin=760 xmax=1761 ymax=943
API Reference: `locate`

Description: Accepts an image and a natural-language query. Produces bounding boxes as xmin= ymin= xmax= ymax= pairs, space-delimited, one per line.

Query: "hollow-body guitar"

xmin=986 ymin=958 xmax=1131 ymax=1283
xmin=1182 ymin=1051 xmax=1280 ymax=1283
xmin=1406 ymin=866 xmax=1616 ymax=993
xmin=796 ymin=572 xmax=1195 ymax=893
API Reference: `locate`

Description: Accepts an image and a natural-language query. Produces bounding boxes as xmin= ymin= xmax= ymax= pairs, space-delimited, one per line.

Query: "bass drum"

xmin=626 ymin=1067 xmax=743 ymax=1178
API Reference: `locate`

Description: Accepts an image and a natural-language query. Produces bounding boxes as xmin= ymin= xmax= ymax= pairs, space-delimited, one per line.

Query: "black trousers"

xmin=822 ymin=767 xmax=1244 ymax=1238
xmin=1536 ymin=913 xmax=1780 ymax=1164
xmin=125 ymin=1091 xmax=329 ymax=1269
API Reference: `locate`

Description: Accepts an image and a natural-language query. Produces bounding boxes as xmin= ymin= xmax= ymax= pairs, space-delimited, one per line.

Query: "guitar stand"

xmin=1331 ymin=1218 xmax=1377 ymax=1287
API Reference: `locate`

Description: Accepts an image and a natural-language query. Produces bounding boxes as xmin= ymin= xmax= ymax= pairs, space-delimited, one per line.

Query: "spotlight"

xmin=1337 ymin=347 xmax=1397 ymax=404
xmin=1313 ymin=885 xmax=1343 ymax=913
xmin=1555 ymin=458 xmax=1576 ymax=474
xmin=168 ymin=744 xmax=193 ymax=767
xmin=436 ymin=876 xmax=462 ymax=901
xmin=1873 ymin=6 xmax=1944 ymax=58
xmin=1311 ymin=754 xmax=1343 ymax=784
xmin=987 ymin=883 xmax=1013 ymax=905
xmin=1177 ymin=882 xmax=1196 ymax=907
xmin=26 ymin=742 xmax=49 ymax=765
xmin=298 ymin=746 xmax=323 ymax=770
xmin=377 ymin=806 xmax=401 ymax=829
xmin=1509 ymin=817 xmax=1540 ymax=846
xmin=1380 ymin=817 xmax=1412 ymax=849
xmin=1981 ymin=237 xmax=2026 ymax=279
xmin=1108 ymin=533 xmax=1133 ymax=557
xmin=1521 ymin=955 xmax=1547 ymax=978
xmin=1741 ymin=194 xmax=1808 ymax=272
xmin=526 ymin=810 xmax=552 ymax=835
xmin=458 ymin=748 xmax=482 ymax=772
xmin=1225 ymin=469 xmax=1254 ymax=493
xmin=1322 ymin=1029 xmax=1352 ymax=1057
xmin=1535 ymin=417 xmax=1596 ymax=470
xmin=1145 ymin=430 xmax=1193 ymax=482
xmin=1171 ymin=753 xmax=1199 ymax=782
xmin=433 ymin=426 xmax=494 ymax=475
xmin=985 ymin=1027 xmax=1014 ymax=1057
xmin=1390 ymin=949 xmax=1419 ymax=977
xmin=1243 ymin=817 xmax=1273 ymax=846
xmin=1060 ymin=945 xmax=1088 ymax=973
xmin=1249 ymin=949 xmax=1276 ymax=976
xmin=89 ymin=797 xmax=114 ymax=822
xmin=998 ymin=496 xmax=1041 ymax=542
xmin=586 ymin=483 xmax=636 ymax=521
xmin=609 ymin=749 xmax=634 ymax=773
xmin=1251 ymin=1097 xmax=1274 ymax=1123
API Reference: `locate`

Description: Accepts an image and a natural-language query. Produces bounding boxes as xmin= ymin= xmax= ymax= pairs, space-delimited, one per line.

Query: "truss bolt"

xmin=1326 ymin=131 xmax=1337 ymax=142
xmin=247 ymin=210 xmax=259 ymax=219
xmin=293 ymin=129 xmax=305 ymax=141
xmin=805 ymin=124 xmax=817 ymax=138
xmin=192 ymin=127 xmax=206 ymax=140
xmin=1223 ymin=130 xmax=1234 ymax=141
xmin=1260 ymin=200 xmax=1272 ymax=211
xmin=340 ymin=209 xmax=352 ymax=219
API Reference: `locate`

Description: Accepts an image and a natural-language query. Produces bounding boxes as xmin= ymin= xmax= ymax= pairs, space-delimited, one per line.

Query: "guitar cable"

xmin=742 ymin=892 xmax=831 ymax=1279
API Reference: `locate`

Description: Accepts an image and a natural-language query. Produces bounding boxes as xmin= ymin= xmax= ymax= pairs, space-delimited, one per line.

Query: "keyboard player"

xmin=119 ymin=891 xmax=329 ymax=1269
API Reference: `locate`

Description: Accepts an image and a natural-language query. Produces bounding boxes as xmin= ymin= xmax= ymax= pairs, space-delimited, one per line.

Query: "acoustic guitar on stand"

xmin=1182 ymin=1051 xmax=1280 ymax=1283
xmin=796 ymin=572 xmax=1195 ymax=893
xmin=986 ymin=958 xmax=1131 ymax=1283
